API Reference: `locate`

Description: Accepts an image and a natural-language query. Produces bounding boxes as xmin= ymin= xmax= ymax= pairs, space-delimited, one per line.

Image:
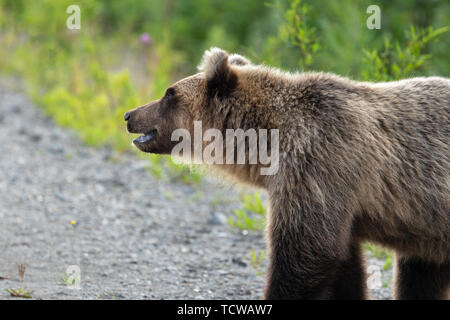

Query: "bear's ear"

xmin=228 ymin=54 xmax=250 ymax=66
xmin=198 ymin=47 xmax=237 ymax=98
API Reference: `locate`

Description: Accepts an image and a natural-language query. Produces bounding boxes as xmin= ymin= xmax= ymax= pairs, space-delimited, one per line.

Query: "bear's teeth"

xmin=134 ymin=134 xmax=152 ymax=143
xmin=133 ymin=130 xmax=157 ymax=144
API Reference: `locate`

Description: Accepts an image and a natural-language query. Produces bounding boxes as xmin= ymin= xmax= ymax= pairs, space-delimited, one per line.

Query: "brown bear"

xmin=125 ymin=47 xmax=450 ymax=300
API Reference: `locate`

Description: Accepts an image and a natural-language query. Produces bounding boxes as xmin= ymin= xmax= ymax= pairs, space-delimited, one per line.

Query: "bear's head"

xmin=124 ymin=47 xmax=251 ymax=155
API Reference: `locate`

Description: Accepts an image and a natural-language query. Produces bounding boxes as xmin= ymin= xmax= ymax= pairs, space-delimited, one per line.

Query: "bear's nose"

xmin=124 ymin=111 xmax=131 ymax=121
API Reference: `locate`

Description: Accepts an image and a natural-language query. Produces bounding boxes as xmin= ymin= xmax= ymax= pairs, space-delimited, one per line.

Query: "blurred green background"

xmin=0 ymin=0 xmax=448 ymax=181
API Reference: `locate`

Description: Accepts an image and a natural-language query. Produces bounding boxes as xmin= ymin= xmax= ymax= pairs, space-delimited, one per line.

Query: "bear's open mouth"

xmin=133 ymin=129 xmax=157 ymax=145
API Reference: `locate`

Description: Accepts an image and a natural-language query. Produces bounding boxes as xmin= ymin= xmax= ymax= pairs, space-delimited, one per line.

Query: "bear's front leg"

xmin=264 ymin=195 xmax=352 ymax=300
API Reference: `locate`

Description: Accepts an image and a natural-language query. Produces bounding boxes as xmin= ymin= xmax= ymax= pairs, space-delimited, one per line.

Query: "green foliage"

xmin=278 ymin=0 xmax=319 ymax=68
xmin=257 ymin=0 xmax=449 ymax=77
xmin=61 ymin=274 xmax=77 ymax=286
xmin=145 ymin=155 xmax=203 ymax=186
xmin=382 ymin=278 xmax=392 ymax=289
xmin=39 ymin=69 xmax=137 ymax=150
xmin=165 ymin=160 xmax=203 ymax=186
xmin=365 ymin=243 xmax=394 ymax=275
xmin=364 ymin=243 xmax=393 ymax=261
xmin=5 ymin=288 xmax=33 ymax=299
xmin=227 ymin=192 xmax=267 ymax=231
xmin=363 ymin=26 xmax=449 ymax=81
xmin=249 ymin=249 xmax=266 ymax=276
xmin=383 ymin=256 xmax=393 ymax=271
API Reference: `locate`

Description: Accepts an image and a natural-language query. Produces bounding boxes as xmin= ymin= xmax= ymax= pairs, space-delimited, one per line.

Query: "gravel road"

xmin=0 ymin=82 xmax=392 ymax=299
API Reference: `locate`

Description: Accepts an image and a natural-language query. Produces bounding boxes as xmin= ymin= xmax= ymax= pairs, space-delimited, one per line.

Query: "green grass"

xmin=249 ymin=249 xmax=266 ymax=276
xmin=383 ymin=256 xmax=393 ymax=271
xmin=61 ymin=275 xmax=77 ymax=286
xmin=146 ymin=155 xmax=203 ymax=186
xmin=382 ymin=278 xmax=392 ymax=289
xmin=364 ymin=242 xmax=394 ymax=266
xmin=227 ymin=192 xmax=267 ymax=232
xmin=5 ymin=288 xmax=33 ymax=299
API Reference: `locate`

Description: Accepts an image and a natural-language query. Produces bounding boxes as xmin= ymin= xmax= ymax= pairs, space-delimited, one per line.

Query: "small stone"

xmin=232 ymin=258 xmax=247 ymax=267
xmin=207 ymin=212 xmax=227 ymax=226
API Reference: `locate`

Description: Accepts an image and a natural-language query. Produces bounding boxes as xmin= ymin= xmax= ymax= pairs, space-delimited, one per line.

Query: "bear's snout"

xmin=125 ymin=101 xmax=175 ymax=155
xmin=124 ymin=103 xmax=156 ymax=135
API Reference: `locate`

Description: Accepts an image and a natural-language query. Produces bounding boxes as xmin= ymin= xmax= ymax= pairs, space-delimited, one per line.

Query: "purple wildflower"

xmin=139 ymin=33 xmax=152 ymax=45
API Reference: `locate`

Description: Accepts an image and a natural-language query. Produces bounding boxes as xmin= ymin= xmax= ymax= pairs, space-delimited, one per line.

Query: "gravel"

xmin=0 ymin=82 xmax=392 ymax=299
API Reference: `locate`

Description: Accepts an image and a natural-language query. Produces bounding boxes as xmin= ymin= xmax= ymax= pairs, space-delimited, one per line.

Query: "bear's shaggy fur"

xmin=125 ymin=48 xmax=450 ymax=299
